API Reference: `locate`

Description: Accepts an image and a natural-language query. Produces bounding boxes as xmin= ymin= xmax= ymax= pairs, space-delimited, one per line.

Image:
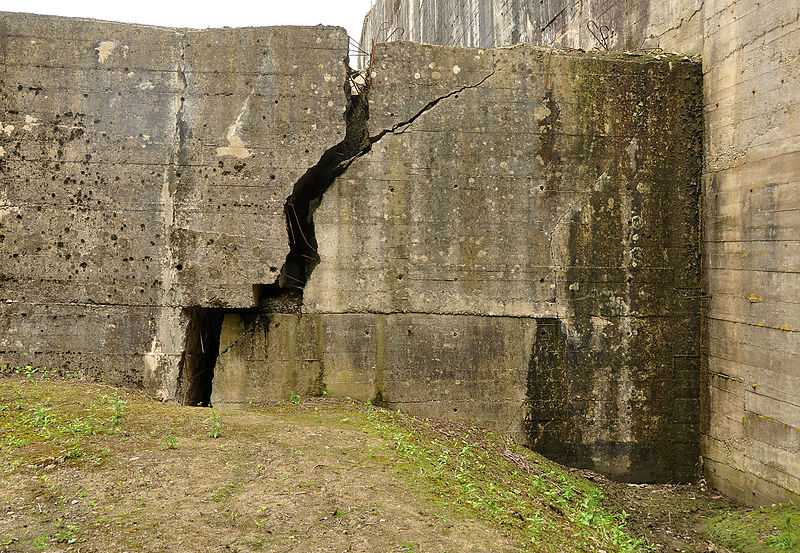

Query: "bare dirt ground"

xmin=1 ymin=375 xmax=797 ymax=553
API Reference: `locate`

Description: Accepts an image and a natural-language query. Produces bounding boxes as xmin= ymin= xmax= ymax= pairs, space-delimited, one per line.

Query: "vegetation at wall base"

xmin=0 ymin=369 xmax=797 ymax=552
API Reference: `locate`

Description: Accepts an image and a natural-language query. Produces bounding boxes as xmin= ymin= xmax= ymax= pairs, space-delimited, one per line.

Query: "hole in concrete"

xmin=178 ymin=308 xmax=224 ymax=407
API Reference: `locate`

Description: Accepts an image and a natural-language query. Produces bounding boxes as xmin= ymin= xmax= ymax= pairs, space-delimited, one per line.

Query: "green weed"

xmin=162 ymin=429 xmax=178 ymax=450
xmin=768 ymin=516 xmax=799 ymax=549
xmin=32 ymin=535 xmax=49 ymax=551
xmin=54 ymin=518 xmax=79 ymax=545
xmin=30 ymin=402 xmax=52 ymax=430
xmin=102 ymin=393 xmax=126 ymax=433
xmin=64 ymin=442 xmax=84 ymax=459
xmin=1 ymin=536 xmax=18 ymax=552
xmin=205 ymin=410 xmax=222 ymax=438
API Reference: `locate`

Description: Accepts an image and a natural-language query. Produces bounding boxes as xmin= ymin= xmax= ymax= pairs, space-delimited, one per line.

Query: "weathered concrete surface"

xmin=212 ymin=42 xmax=704 ymax=482
xmin=362 ymin=0 xmax=800 ymax=508
xmin=211 ymin=312 xmax=534 ymax=439
xmin=360 ymin=0 xmax=703 ymax=56
xmin=699 ymin=0 xmax=800 ymax=505
xmin=0 ymin=12 xmax=349 ymax=399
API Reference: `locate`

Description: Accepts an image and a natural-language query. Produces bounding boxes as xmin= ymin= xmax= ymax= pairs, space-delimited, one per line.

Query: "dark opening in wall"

xmin=177 ymin=308 xmax=225 ymax=406
xmin=524 ymin=318 xmax=582 ymax=458
xmin=278 ymin=92 xmax=370 ymax=291
xmin=177 ymin=90 xmax=370 ymax=407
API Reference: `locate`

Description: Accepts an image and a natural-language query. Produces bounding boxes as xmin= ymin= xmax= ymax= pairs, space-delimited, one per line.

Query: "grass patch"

xmin=348 ymin=403 xmax=648 ymax=551
xmin=704 ymin=506 xmax=800 ymax=552
xmin=1 ymin=372 xmax=797 ymax=553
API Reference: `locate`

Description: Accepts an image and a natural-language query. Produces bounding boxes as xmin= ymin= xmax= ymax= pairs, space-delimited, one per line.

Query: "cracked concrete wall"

xmin=360 ymin=0 xmax=703 ymax=56
xmin=361 ymin=0 xmax=800 ymax=505
xmin=213 ymin=42 xmax=703 ymax=483
xmin=9 ymin=5 xmax=795 ymax=499
xmin=0 ymin=12 xmax=348 ymax=399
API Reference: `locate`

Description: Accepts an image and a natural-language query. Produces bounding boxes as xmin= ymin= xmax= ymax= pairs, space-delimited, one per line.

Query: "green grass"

xmin=348 ymin=403 xmax=650 ymax=551
xmin=704 ymin=507 xmax=800 ymax=552
xmin=1 ymin=370 xmax=797 ymax=553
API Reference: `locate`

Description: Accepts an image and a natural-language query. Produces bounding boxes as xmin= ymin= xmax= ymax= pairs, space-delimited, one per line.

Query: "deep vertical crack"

xmin=262 ymin=67 xmax=498 ymax=308
xmin=181 ymin=64 xmax=500 ymax=403
xmin=277 ymin=90 xmax=370 ymax=293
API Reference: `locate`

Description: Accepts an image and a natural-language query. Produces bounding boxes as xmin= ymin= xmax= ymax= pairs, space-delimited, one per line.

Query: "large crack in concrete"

xmin=277 ymin=90 xmax=370 ymax=294
xmin=186 ymin=67 xmax=500 ymax=406
xmin=339 ymin=68 xmax=498 ymax=173
xmin=265 ymin=68 xmax=499 ymax=308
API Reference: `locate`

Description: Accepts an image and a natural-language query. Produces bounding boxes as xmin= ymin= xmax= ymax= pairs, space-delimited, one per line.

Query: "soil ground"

xmin=1 ymin=373 xmax=797 ymax=553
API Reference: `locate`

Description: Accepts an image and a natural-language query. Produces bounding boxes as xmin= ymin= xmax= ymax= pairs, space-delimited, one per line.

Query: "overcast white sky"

xmin=0 ymin=1 xmax=373 ymax=52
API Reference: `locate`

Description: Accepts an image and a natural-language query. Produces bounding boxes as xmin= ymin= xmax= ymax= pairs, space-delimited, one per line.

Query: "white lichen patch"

xmin=0 ymin=146 xmax=5 ymax=157
xmin=0 ymin=122 xmax=14 ymax=136
xmin=96 ymin=40 xmax=118 ymax=64
xmin=534 ymin=105 xmax=551 ymax=122
xmin=216 ymin=90 xmax=254 ymax=159
xmin=137 ymin=80 xmax=155 ymax=90
xmin=452 ymin=65 xmax=461 ymax=74
xmin=23 ymin=115 xmax=40 ymax=132
xmin=625 ymin=137 xmax=639 ymax=171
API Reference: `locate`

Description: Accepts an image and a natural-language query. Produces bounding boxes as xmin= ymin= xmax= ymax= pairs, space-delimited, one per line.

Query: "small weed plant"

xmin=768 ymin=515 xmax=799 ymax=549
xmin=162 ymin=428 xmax=179 ymax=449
xmin=205 ymin=409 xmax=222 ymax=438
xmin=32 ymin=535 xmax=49 ymax=551
xmin=30 ymin=402 xmax=52 ymax=431
xmin=102 ymin=393 xmax=127 ymax=434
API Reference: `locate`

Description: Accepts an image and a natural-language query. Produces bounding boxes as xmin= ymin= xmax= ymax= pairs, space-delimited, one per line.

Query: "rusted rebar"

xmin=587 ymin=20 xmax=612 ymax=50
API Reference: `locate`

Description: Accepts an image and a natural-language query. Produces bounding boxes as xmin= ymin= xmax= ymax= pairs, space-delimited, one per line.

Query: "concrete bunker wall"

xmin=362 ymin=0 xmax=800 ymax=509
xmin=1 ymin=13 xmax=702 ymax=484
xmin=212 ymin=43 xmax=704 ymax=483
xmin=0 ymin=12 xmax=349 ymax=399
